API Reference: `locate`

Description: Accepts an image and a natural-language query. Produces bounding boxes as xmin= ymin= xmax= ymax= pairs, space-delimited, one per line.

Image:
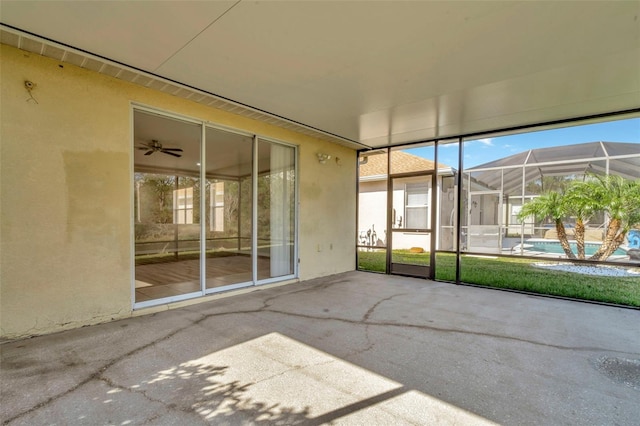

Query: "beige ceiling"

xmin=1 ymin=1 xmax=639 ymax=148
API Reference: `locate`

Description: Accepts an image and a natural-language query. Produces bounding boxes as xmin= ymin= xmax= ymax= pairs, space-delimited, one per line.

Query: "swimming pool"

xmin=518 ymin=238 xmax=627 ymax=256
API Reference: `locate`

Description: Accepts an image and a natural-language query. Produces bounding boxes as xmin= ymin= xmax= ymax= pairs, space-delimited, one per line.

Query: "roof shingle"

xmin=359 ymin=151 xmax=448 ymax=177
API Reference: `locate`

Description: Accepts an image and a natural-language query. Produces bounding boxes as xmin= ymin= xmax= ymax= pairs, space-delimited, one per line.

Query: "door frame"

xmin=464 ymin=189 xmax=503 ymax=253
xmin=386 ymin=170 xmax=437 ymax=279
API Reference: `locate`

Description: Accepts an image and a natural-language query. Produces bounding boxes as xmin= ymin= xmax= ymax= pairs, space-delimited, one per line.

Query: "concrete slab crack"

xmin=97 ymin=375 xmax=208 ymax=424
xmin=362 ymin=292 xmax=408 ymax=321
xmin=1 ymin=311 xmax=250 ymax=425
xmin=260 ymin=308 xmax=640 ymax=356
xmin=356 ymin=293 xmax=410 ymax=358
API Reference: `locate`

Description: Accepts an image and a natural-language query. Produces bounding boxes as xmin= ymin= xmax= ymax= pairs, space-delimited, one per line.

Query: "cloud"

xmin=466 ymin=138 xmax=493 ymax=147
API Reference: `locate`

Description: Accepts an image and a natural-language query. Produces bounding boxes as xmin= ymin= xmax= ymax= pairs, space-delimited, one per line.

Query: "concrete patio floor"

xmin=1 ymin=271 xmax=639 ymax=425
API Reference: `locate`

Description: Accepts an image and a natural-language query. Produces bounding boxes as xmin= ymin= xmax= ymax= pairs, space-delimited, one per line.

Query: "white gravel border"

xmin=533 ymin=263 xmax=640 ymax=277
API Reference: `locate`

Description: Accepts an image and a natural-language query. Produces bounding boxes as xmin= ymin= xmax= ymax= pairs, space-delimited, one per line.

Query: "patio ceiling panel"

xmin=0 ymin=1 xmax=237 ymax=71
xmin=1 ymin=1 xmax=638 ymax=147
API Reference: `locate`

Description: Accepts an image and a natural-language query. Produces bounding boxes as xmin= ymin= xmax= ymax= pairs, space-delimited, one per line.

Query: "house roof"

xmin=359 ymin=151 xmax=449 ymax=178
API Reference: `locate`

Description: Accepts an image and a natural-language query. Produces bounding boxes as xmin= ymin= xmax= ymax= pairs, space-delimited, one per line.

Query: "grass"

xmin=358 ymin=250 xmax=640 ymax=307
xmin=357 ymin=250 xmax=387 ymax=273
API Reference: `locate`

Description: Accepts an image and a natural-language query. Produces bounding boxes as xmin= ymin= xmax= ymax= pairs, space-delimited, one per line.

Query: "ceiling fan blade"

xmin=144 ymin=150 xmax=154 ymax=156
xmin=161 ymin=148 xmax=183 ymax=152
xmin=136 ymin=146 xmax=150 ymax=150
xmin=161 ymin=150 xmax=182 ymax=158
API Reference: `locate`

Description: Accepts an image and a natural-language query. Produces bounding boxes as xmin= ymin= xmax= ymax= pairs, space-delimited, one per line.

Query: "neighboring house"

xmin=358 ymin=151 xmax=456 ymax=252
xmin=358 ymin=142 xmax=640 ymax=257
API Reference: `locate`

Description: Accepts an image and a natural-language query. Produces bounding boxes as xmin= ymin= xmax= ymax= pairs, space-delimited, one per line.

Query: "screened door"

xmin=389 ymin=174 xmax=435 ymax=277
xmin=465 ymin=191 xmax=502 ymax=253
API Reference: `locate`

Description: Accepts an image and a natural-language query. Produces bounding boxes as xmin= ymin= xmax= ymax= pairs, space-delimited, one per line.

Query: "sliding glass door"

xmin=133 ymin=110 xmax=202 ymax=302
xmin=133 ymin=108 xmax=297 ymax=306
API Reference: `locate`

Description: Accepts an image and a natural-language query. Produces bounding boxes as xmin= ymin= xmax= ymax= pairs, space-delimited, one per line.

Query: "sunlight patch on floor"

xmin=174 ymin=332 xmax=496 ymax=424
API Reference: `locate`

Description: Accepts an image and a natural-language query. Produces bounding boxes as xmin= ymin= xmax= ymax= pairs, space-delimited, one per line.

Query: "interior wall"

xmin=0 ymin=44 xmax=356 ymax=340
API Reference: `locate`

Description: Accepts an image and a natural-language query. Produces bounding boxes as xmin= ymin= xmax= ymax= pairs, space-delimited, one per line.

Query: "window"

xmin=173 ymin=187 xmax=194 ymax=224
xmin=209 ymin=182 xmax=224 ymax=232
xmin=405 ymin=182 xmax=428 ymax=229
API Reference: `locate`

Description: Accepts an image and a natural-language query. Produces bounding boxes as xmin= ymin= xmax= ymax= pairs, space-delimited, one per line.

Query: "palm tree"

xmin=564 ymin=180 xmax=601 ymax=259
xmin=517 ymin=191 xmax=576 ymax=259
xmin=517 ymin=174 xmax=639 ymax=262
xmin=585 ymin=175 xmax=640 ymax=261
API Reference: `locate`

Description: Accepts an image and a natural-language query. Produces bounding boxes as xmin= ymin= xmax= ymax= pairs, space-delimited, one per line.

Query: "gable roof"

xmin=359 ymin=151 xmax=450 ymax=178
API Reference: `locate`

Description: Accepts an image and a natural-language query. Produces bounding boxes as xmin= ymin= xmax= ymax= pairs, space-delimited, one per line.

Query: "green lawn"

xmin=358 ymin=250 xmax=640 ymax=307
xmin=357 ymin=250 xmax=387 ymax=272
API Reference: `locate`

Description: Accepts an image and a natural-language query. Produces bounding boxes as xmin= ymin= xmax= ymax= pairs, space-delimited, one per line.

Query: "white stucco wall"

xmin=359 ymin=178 xmax=439 ymax=252
xmin=0 ymin=44 xmax=356 ymax=339
xmin=357 ymin=180 xmax=387 ymax=247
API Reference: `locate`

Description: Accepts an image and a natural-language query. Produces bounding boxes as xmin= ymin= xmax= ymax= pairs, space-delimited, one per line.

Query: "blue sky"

xmin=404 ymin=117 xmax=640 ymax=169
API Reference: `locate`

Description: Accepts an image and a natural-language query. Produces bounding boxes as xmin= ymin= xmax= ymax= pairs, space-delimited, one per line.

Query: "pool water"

xmin=526 ymin=239 xmax=627 ymax=256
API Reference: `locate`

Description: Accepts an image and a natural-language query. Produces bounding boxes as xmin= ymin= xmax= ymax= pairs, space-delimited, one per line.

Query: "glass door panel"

xmin=204 ymin=128 xmax=254 ymax=290
xmin=390 ymin=175 xmax=433 ymax=277
xmin=257 ymin=139 xmax=296 ymax=281
xmin=133 ymin=110 xmax=202 ymax=303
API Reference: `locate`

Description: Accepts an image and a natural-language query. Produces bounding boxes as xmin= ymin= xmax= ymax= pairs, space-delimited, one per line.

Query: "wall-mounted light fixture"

xmin=317 ymin=153 xmax=331 ymax=164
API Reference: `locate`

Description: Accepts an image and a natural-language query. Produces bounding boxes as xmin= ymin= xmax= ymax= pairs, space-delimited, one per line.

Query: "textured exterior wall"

xmin=0 ymin=44 xmax=356 ymax=339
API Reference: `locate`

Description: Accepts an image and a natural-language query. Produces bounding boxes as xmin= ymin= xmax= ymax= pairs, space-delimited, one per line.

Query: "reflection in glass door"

xmin=389 ymin=174 xmax=434 ymax=278
xmin=257 ymin=139 xmax=296 ymax=281
xmin=133 ymin=109 xmax=298 ymax=306
xmin=204 ymin=127 xmax=254 ymax=290
xmin=133 ymin=110 xmax=202 ymax=303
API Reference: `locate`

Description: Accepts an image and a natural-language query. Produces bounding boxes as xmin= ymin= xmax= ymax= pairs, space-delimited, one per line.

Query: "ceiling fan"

xmin=136 ymin=140 xmax=183 ymax=157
